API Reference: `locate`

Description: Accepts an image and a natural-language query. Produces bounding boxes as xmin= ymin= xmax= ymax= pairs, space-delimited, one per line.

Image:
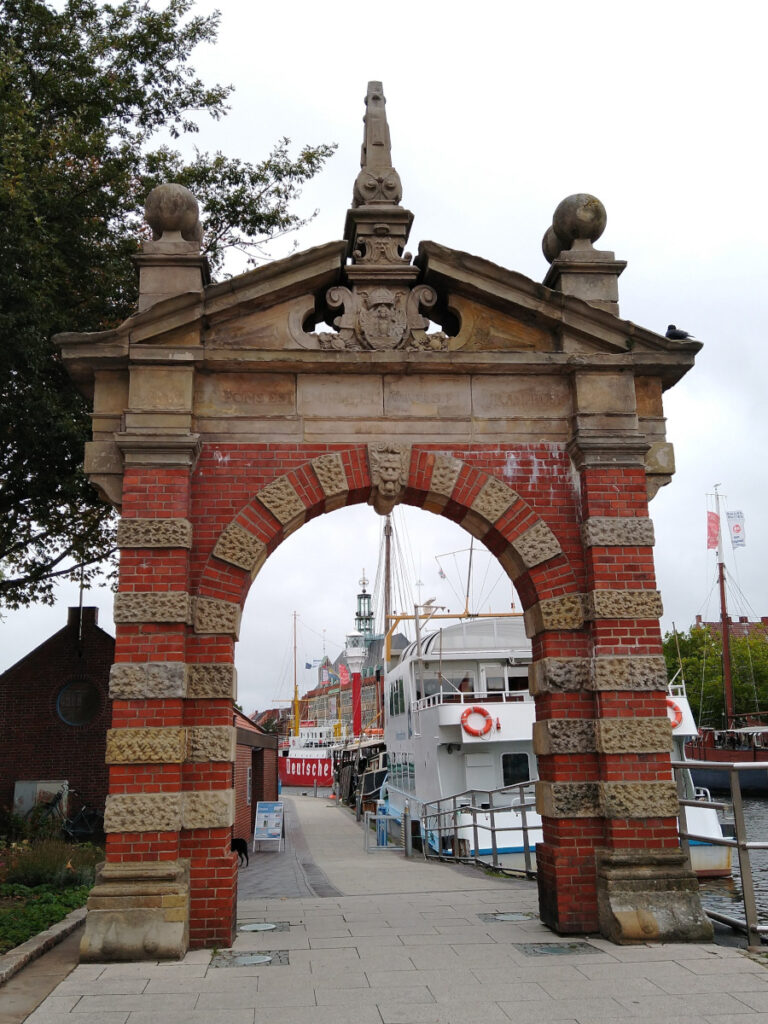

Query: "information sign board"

xmin=252 ymin=801 xmax=284 ymax=851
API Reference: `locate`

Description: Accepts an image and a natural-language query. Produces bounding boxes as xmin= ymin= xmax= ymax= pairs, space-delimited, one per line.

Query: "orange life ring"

xmin=461 ymin=706 xmax=493 ymax=737
xmin=666 ymin=697 xmax=683 ymax=729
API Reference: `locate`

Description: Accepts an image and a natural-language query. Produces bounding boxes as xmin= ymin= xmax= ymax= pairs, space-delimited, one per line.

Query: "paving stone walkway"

xmin=8 ymin=793 xmax=768 ymax=1024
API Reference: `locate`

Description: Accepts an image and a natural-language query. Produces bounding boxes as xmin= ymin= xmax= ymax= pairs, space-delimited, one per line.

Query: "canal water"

xmin=698 ymin=797 xmax=768 ymax=928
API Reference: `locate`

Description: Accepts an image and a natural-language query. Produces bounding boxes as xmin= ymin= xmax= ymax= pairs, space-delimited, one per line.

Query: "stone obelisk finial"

xmin=344 ymin=82 xmax=413 ymax=267
xmin=352 ymin=82 xmax=402 ymax=207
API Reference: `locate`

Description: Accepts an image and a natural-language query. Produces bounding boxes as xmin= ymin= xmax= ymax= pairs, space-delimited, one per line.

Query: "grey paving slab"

xmin=471 ymin=964 xmax=598 ymax=985
xmin=496 ymin=996 xmax=625 ymax=1021
xmin=195 ymin=987 xmax=315 ymax=1009
xmin=538 ymin=976 xmax=667 ymax=998
xmin=252 ymin=1007 xmax=381 ymax=1024
xmin=428 ymin=981 xmax=552 ymax=1003
xmin=652 ymin=973 xmax=768 ymax=995
xmin=729 ymin=992 xmax=768 ymax=1012
xmin=26 ymin=1012 xmax=131 ymax=1024
xmin=378 ymin=1004 xmax=513 ymax=1024
xmin=314 ymin=987 xmax=437 ymax=1008
xmin=365 ymin=968 xmax=484 ymax=989
xmin=16 ymin=794 xmax=768 ymax=1024
xmin=617 ymin=992 xmax=754 ymax=1015
xmin=127 ymin=1013 xmax=255 ymax=1024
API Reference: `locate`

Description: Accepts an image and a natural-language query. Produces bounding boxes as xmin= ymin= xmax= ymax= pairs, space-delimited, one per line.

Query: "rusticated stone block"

xmin=256 ymin=476 xmax=305 ymax=526
xmin=429 ymin=455 xmax=461 ymax=497
xmin=181 ymin=789 xmax=235 ymax=830
xmin=600 ymin=781 xmax=679 ymax=819
xmin=528 ymin=657 xmax=590 ymax=694
xmin=113 ymin=591 xmax=190 ymax=624
xmin=536 ymin=781 xmax=601 ymax=818
xmin=471 ymin=477 xmax=519 ymax=523
xmin=105 ymin=727 xmax=186 ymax=764
xmin=596 ymin=717 xmax=672 ymax=753
xmin=514 ymin=521 xmax=562 ymax=568
xmin=533 ymin=719 xmax=596 ymax=755
xmin=186 ymin=663 xmax=237 ymax=699
xmin=104 ymin=793 xmax=182 ymax=833
xmin=109 ymin=662 xmax=187 ymax=700
xmin=524 ymin=593 xmax=584 ymax=637
xmin=596 ymin=848 xmax=713 ymax=944
xmin=602 ymin=778 xmax=679 ymax=819
xmin=193 ymin=597 xmax=241 ymax=638
xmin=589 ymin=656 xmax=668 ymax=691
xmin=80 ymin=860 xmax=190 ymax=962
xmin=117 ymin=518 xmax=193 ymax=549
xmin=311 ymin=452 xmax=348 ymax=497
xmin=213 ymin=523 xmax=266 ymax=575
xmin=585 ymin=589 xmax=663 ymax=620
xmin=581 ymin=516 xmax=655 ymax=548
xmin=186 ymin=726 xmax=236 ymax=762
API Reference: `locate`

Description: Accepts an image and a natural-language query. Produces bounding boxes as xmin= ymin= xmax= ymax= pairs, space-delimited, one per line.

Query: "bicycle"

xmin=23 ymin=784 xmax=104 ymax=844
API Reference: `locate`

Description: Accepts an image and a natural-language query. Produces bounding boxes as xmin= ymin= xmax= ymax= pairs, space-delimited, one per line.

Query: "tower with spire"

xmin=355 ymin=570 xmax=375 ymax=641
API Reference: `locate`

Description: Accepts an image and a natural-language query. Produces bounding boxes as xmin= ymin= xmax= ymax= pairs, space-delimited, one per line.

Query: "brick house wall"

xmin=0 ymin=607 xmax=114 ymax=815
xmin=233 ymin=709 xmax=277 ymax=844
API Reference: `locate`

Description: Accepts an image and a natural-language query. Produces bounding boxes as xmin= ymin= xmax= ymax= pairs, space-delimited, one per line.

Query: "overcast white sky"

xmin=2 ymin=0 xmax=766 ymax=716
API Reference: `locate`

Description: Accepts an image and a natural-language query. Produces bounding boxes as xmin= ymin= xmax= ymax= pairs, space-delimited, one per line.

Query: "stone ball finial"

xmin=552 ymin=193 xmax=607 ymax=246
xmin=542 ymin=225 xmax=566 ymax=264
xmin=144 ymin=183 xmax=201 ymax=242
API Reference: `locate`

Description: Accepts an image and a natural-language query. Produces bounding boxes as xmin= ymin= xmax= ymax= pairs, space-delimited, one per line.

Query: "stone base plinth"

xmin=596 ymin=849 xmax=713 ymax=944
xmin=80 ymin=859 xmax=190 ymax=961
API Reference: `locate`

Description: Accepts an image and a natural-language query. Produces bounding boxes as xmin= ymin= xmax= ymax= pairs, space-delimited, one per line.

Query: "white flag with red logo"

xmin=706 ymin=511 xmax=720 ymax=549
xmin=727 ymin=510 xmax=746 ymax=548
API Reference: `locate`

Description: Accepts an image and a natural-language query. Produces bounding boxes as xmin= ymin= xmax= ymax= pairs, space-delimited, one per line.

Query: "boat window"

xmin=481 ymin=664 xmax=507 ymax=692
xmin=502 ymin=752 xmax=530 ymax=786
xmin=388 ymin=679 xmax=405 ymax=716
xmin=389 ymin=752 xmax=415 ymax=794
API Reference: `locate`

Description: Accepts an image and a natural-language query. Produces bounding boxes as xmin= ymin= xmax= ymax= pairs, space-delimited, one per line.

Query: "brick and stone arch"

xmin=57 ymin=84 xmax=711 ymax=959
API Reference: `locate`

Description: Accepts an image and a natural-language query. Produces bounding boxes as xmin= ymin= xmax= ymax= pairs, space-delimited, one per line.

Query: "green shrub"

xmin=0 ymin=884 xmax=91 ymax=953
xmin=0 ymin=806 xmax=30 ymax=844
xmin=3 ymin=840 xmax=103 ymax=888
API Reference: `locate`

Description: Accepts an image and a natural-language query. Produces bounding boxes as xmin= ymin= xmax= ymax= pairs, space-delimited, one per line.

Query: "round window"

xmin=56 ymin=678 xmax=101 ymax=725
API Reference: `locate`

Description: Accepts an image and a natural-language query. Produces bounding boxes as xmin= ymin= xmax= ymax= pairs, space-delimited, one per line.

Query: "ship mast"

xmin=714 ymin=486 xmax=735 ymax=729
xmin=292 ymin=610 xmax=300 ymax=738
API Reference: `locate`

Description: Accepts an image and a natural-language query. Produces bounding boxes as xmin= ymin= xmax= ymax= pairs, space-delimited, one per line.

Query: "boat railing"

xmin=419 ymin=782 xmax=538 ymax=877
xmin=413 ymin=691 xmax=529 ymax=712
xmin=672 ymin=758 xmax=768 ymax=947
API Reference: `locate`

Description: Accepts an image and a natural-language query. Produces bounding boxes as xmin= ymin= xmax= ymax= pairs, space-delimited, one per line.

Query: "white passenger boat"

xmin=379 ymin=616 xmax=542 ymax=871
xmin=378 ymin=615 xmax=731 ymax=877
xmin=667 ymin=683 xmax=733 ymax=878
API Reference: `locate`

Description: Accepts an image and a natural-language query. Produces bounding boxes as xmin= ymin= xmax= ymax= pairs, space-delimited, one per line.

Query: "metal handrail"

xmin=420 ymin=782 xmax=538 ymax=876
xmin=672 ymin=758 xmax=766 ymax=947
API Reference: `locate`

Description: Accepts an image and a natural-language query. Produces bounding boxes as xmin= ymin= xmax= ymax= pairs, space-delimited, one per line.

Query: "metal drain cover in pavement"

xmin=210 ymin=950 xmax=290 ymax=968
xmin=238 ymin=921 xmax=289 ymax=932
xmin=478 ymin=912 xmax=536 ymax=922
xmin=513 ymin=942 xmax=601 ymax=956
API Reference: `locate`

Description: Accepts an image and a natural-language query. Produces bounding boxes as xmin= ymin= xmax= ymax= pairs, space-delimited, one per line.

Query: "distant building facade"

xmin=694 ymin=614 xmax=768 ymax=639
xmin=0 ymin=607 xmax=113 ymax=814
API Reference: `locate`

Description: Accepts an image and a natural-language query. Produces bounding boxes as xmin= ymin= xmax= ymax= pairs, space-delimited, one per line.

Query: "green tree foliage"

xmin=663 ymin=624 xmax=768 ymax=727
xmin=0 ymin=0 xmax=335 ymax=608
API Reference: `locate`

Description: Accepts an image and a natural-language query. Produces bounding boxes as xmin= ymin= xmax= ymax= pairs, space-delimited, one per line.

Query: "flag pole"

xmin=714 ymin=485 xmax=735 ymax=729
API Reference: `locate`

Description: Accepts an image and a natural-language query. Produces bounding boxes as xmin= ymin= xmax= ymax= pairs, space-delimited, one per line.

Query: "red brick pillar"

xmin=532 ymin=414 xmax=711 ymax=942
xmin=80 ymin=435 xmax=239 ymax=958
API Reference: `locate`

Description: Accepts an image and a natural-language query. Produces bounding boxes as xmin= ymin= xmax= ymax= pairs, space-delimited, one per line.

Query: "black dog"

xmin=231 ymin=837 xmax=249 ymax=867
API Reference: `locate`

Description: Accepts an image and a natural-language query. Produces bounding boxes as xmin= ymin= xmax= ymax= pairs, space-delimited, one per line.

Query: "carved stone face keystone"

xmin=368 ymin=443 xmax=410 ymax=515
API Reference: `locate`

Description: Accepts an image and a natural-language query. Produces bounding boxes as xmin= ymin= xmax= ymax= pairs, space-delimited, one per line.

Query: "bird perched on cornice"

xmin=665 ymin=324 xmax=696 ymax=340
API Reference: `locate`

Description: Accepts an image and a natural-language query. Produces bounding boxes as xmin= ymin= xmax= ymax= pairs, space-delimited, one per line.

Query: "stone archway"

xmin=58 ymin=83 xmax=710 ymax=959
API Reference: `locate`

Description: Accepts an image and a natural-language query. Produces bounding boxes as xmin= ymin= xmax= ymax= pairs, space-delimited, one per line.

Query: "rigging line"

xmin=300 ymin=620 xmax=345 ymax=651
xmin=397 ymin=510 xmax=420 ymax=608
xmin=439 ymin=551 xmax=464 ymax=608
